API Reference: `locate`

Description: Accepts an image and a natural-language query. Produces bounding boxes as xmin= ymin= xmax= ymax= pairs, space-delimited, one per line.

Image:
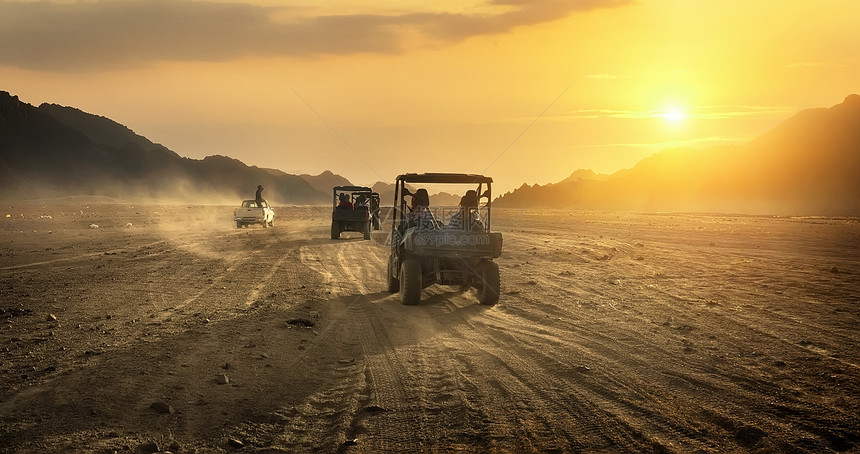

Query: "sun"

xmin=661 ymin=108 xmax=687 ymax=123
xmin=661 ymin=108 xmax=687 ymax=124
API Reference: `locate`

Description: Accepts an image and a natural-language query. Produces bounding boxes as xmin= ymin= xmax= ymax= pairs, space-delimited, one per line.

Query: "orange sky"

xmin=2 ymin=0 xmax=858 ymax=194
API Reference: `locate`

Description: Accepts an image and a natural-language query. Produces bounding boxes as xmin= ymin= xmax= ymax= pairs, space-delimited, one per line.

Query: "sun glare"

xmin=661 ymin=108 xmax=687 ymax=124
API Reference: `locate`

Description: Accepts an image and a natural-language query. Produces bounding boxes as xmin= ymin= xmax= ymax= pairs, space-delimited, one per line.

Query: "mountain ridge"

xmin=495 ymin=95 xmax=860 ymax=215
xmin=0 ymin=91 xmax=329 ymax=205
xmin=298 ymin=170 xmax=353 ymax=197
xmin=3 ymin=90 xmax=858 ymax=214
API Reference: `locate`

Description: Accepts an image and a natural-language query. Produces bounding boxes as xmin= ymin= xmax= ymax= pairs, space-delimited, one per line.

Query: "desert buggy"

xmin=331 ymin=186 xmax=379 ymax=240
xmin=386 ymin=173 xmax=503 ymax=305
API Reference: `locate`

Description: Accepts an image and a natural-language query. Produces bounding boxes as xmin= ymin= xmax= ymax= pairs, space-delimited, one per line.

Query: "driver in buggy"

xmin=407 ymin=188 xmax=438 ymax=229
xmin=336 ymin=193 xmax=354 ymax=210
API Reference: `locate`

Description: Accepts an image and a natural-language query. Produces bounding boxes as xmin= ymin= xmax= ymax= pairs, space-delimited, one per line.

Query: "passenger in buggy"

xmin=355 ymin=194 xmax=370 ymax=208
xmin=337 ymin=193 xmax=354 ymax=210
xmin=448 ymin=190 xmax=485 ymax=232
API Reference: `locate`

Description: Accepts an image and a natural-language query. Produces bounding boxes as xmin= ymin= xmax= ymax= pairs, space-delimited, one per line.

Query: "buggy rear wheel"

xmin=330 ymin=222 xmax=339 ymax=240
xmin=386 ymin=258 xmax=400 ymax=293
xmin=477 ymin=260 xmax=500 ymax=306
xmin=400 ymin=259 xmax=421 ymax=305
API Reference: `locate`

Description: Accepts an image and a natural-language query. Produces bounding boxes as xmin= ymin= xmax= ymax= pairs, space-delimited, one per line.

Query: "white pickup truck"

xmin=234 ymin=200 xmax=275 ymax=228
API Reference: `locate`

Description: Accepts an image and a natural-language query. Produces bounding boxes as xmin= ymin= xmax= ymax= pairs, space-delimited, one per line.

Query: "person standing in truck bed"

xmin=255 ymin=185 xmax=266 ymax=207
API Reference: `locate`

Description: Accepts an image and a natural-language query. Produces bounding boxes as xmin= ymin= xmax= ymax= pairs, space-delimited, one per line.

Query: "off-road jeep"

xmin=386 ymin=173 xmax=503 ymax=305
xmin=331 ymin=186 xmax=374 ymax=240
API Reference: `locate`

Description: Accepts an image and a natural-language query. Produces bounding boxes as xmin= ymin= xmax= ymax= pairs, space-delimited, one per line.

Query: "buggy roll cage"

xmin=392 ymin=173 xmax=493 ymax=232
xmin=332 ymin=185 xmax=373 ymax=207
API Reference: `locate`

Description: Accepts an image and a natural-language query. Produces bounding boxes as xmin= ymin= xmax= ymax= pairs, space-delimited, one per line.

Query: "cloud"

xmin=586 ymin=136 xmax=755 ymax=149
xmin=786 ymin=61 xmax=848 ymax=69
xmin=556 ymin=105 xmax=791 ymax=120
xmin=586 ymin=73 xmax=624 ymax=79
xmin=0 ymin=0 xmax=633 ymax=72
xmin=684 ymin=105 xmax=793 ymax=119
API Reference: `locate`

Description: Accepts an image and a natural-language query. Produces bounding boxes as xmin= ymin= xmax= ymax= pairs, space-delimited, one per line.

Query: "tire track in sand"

xmin=465 ymin=321 xmax=667 ymax=451
xmin=0 ymin=239 xmax=171 ymax=270
xmin=298 ymin=240 xmax=432 ymax=451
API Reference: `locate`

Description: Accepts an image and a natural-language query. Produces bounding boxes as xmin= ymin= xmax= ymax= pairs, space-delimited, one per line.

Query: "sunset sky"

xmin=2 ymin=0 xmax=858 ymax=193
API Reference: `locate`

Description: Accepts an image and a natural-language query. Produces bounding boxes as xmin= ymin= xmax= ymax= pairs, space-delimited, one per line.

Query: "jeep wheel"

xmin=330 ymin=222 xmax=339 ymax=240
xmin=477 ymin=260 xmax=500 ymax=306
xmin=372 ymin=217 xmax=380 ymax=230
xmin=363 ymin=221 xmax=371 ymax=240
xmin=400 ymin=259 xmax=421 ymax=305
xmin=387 ymin=259 xmax=400 ymax=293
xmin=236 ymin=221 xmax=242 ymax=229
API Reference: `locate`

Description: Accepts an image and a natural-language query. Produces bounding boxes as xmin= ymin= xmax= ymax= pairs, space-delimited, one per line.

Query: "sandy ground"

xmin=0 ymin=203 xmax=858 ymax=453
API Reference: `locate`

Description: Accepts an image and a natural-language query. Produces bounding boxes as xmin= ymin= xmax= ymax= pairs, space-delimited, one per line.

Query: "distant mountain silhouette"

xmin=496 ymin=95 xmax=860 ymax=215
xmin=6 ymin=89 xmax=857 ymax=214
xmin=299 ymin=170 xmax=353 ymax=196
xmin=0 ymin=91 xmax=328 ymax=204
xmin=38 ymin=103 xmax=158 ymax=152
xmin=561 ymin=169 xmax=610 ymax=184
xmin=371 ymin=181 xmax=397 ymax=205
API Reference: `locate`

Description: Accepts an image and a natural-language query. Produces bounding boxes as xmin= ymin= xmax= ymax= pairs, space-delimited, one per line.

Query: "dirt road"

xmin=1 ymin=204 xmax=858 ymax=453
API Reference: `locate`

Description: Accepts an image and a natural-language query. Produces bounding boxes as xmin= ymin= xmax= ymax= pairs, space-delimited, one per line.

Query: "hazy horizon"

xmin=3 ymin=0 xmax=859 ymax=195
